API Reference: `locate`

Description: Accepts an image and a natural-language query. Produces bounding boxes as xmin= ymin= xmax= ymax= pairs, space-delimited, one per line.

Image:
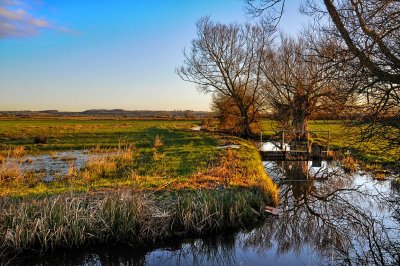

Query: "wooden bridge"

xmin=259 ymin=130 xmax=330 ymax=160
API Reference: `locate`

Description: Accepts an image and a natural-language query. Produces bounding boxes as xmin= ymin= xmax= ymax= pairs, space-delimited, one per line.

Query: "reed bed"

xmin=0 ymin=188 xmax=267 ymax=259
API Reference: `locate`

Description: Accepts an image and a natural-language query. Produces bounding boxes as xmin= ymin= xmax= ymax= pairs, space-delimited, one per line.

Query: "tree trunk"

xmin=292 ymin=93 xmax=310 ymax=136
xmin=292 ymin=110 xmax=308 ymax=134
xmin=239 ymin=106 xmax=253 ymax=138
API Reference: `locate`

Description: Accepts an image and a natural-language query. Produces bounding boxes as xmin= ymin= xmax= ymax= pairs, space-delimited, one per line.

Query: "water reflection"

xmin=2 ymin=150 xmax=113 ymax=182
xmin=258 ymin=160 xmax=400 ymax=265
xmin=8 ymin=161 xmax=400 ymax=266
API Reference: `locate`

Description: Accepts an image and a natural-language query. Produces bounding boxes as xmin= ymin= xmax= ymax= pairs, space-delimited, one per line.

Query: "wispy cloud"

xmin=0 ymin=0 xmax=70 ymax=38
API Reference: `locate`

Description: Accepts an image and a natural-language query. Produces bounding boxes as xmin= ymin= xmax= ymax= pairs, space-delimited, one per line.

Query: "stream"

xmin=10 ymin=160 xmax=400 ymax=265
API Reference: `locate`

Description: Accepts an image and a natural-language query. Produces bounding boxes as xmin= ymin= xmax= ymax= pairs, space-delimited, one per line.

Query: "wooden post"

xmin=327 ymin=131 xmax=330 ymax=155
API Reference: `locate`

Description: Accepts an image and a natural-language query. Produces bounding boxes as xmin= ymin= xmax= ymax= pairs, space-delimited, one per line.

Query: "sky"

xmin=0 ymin=0 xmax=308 ymax=111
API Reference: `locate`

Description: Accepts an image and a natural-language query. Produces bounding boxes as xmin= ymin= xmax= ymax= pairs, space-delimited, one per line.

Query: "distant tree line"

xmin=0 ymin=109 xmax=212 ymax=119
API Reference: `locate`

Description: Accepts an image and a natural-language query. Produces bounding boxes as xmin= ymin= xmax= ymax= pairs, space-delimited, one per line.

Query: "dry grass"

xmin=372 ymin=169 xmax=391 ymax=181
xmin=326 ymin=150 xmax=339 ymax=160
xmin=0 ymin=129 xmax=279 ymax=257
xmin=0 ymin=136 xmax=278 ymax=201
xmin=173 ymin=148 xmax=278 ymax=199
xmin=0 ymin=191 xmax=165 ymax=256
xmin=0 ymin=188 xmax=268 ymax=257
xmin=10 ymin=146 xmax=25 ymax=158
xmin=153 ymin=135 xmax=163 ymax=149
xmin=341 ymin=156 xmax=359 ymax=173
xmin=374 ymin=172 xmax=387 ymax=181
xmin=0 ymin=160 xmax=41 ymax=187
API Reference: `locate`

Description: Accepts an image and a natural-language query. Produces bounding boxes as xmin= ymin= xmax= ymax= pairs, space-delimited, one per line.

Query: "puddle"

xmin=1 ymin=150 xmax=110 ymax=182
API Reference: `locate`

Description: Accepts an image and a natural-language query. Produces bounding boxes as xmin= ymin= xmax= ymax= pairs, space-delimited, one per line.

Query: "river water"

xmin=12 ymin=160 xmax=400 ymax=266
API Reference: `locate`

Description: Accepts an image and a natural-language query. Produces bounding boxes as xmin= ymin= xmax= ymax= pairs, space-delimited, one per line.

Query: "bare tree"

xmin=245 ymin=0 xmax=400 ymax=148
xmin=262 ymin=34 xmax=343 ymax=133
xmin=245 ymin=0 xmax=400 ymax=83
xmin=212 ymin=92 xmax=261 ymax=135
xmin=176 ymin=17 xmax=273 ymax=138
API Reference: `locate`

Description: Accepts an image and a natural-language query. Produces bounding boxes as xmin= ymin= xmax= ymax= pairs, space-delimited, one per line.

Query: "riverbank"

xmin=0 ymin=187 xmax=272 ymax=259
xmin=0 ymin=121 xmax=278 ymax=259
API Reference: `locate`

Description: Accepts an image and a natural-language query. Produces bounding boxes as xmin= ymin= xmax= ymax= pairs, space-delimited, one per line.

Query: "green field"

xmin=261 ymin=120 xmax=400 ymax=167
xmin=0 ymin=119 xmax=204 ymax=152
xmin=0 ymin=119 xmax=277 ymax=201
xmin=1 ymin=117 xmax=397 ymax=197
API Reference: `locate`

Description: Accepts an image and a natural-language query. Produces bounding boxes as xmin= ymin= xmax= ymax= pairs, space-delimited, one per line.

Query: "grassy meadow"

xmin=0 ymin=118 xmax=278 ymax=257
xmin=0 ymin=119 xmax=207 ymax=153
xmin=0 ymin=119 xmax=277 ymax=198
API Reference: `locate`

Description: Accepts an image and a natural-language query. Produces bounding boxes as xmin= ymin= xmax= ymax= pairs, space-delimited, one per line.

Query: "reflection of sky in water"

xmin=3 ymin=151 xmax=110 ymax=181
xmin=144 ymin=239 xmax=325 ymax=266
xmin=259 ymin=141 xmax=290 ymax=151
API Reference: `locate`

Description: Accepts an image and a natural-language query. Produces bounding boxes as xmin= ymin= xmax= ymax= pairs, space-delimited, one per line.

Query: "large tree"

xmin=245 ymin=0 xmax=400 ymax=147
xmin=212 ymin=91 xmax=261 ymax=135
xmin=177 ymin=17 xmax=273 ymax=138
xmin=262 ymin=34 xmax=343 ymax=133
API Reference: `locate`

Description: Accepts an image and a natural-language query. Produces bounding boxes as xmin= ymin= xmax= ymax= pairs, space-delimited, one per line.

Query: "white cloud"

xmin=0 ymin=0 xmax=68 ymax=38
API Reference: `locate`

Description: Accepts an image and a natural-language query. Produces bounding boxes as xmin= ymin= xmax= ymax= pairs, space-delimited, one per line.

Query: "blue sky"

xmin=0 ymin=0 xmax=308 ymax=111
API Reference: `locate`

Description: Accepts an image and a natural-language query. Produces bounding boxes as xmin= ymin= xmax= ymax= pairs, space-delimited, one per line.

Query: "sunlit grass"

xmin=0 ymin=119 xmax=200 ymax=153
xmin=0 ymin=188 xmax=270 ymax=257
xmin=0 ymin=119 xmax=277 ymax=204
xmin=0 ymin=137 xmax=278 ymax=205
xmin=0 ymin=119 xmax=278 ymax=256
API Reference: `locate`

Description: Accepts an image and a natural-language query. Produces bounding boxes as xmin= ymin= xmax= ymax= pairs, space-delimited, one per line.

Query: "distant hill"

xmin=0 ymin=109 xmax=213 ymax=119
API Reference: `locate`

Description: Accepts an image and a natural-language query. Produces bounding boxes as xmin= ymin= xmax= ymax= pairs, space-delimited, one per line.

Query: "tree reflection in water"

xmin=9 ymin=161 xmax=399 ymax=266
xmin=245 ymin=160 xmax=400 ymax=265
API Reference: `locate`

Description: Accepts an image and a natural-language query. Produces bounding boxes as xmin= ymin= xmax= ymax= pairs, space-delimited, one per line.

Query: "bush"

xmin=33 ymin=135 xmax=48 ymax=144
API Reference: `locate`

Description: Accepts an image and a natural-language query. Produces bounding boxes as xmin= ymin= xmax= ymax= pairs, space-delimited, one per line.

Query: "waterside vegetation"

xmin=0 ymin=119 xmax=277 ymax=258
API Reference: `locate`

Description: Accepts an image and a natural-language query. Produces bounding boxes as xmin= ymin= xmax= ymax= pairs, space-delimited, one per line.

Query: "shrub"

xmin=33 ymin=135 xmax=48 ymax=144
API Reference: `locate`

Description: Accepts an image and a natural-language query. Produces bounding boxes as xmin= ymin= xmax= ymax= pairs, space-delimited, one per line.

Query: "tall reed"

xmin=0 ymin=188 xmax=267 ymax=258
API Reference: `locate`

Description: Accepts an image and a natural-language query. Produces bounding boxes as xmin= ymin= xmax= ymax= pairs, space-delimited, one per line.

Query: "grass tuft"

xmin=153 ymin=135 xmax=163 ymax=149
xmin=10 ymin=146 xmax=25 ymax=158
xmin=340 ymin=156 xmax=358 ymax=173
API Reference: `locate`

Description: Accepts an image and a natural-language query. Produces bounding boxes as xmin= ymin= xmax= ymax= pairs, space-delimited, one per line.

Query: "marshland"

xmin=0 ymin=118 xmax=399 ymax=265
xmin=1 ymin=0 xmax=400 ymax=265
